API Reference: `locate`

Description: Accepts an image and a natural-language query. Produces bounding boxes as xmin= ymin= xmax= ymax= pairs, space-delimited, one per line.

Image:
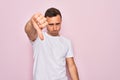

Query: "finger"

xmin=44 ymin=21 xmax=48 ymax=26
xmin=32 ymin=19 xmax=44 ymax=40
xmin=37 ymin=29 xmax=44 ymax=40
xmin=32 ymin=13 xmax=40 ymax=20
xmin=32 ymin=18 xmax=42 ymax=29
xmin=33 ymin=13 xmax=43 ymax=23
xmin=36 ymin=16 xmax=46 ymax=25
xmin=31 ymin=19 xmax=39 ymax=30
xmin=39 ymin=18 xmax=47 ymax=24
xmin=41 ymin=21 xmax=48 ymax=28
xmin=34 ymin=13 xmax=42 ymax=18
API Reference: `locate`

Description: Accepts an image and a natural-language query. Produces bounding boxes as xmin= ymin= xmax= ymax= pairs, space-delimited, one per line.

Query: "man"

xmin=25 ymin=7 xmax=79 ymax=80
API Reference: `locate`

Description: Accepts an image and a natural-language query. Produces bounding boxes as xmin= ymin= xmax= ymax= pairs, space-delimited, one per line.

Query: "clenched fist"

xmin=31 ymin=13 xmax=48 ymax=40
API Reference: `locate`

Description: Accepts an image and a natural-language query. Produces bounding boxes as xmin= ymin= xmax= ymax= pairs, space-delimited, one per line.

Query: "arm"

xmin=66 ymin=57 xmax=79 ymax=80
xmin=25 ymin=13 xmax=48 ymax=41
xmin=25 ymin=20 xmax=37 ymax=41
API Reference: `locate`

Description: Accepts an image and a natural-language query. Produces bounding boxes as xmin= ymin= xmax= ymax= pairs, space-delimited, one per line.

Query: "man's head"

xmin=45 ymin=7 xmax=62 ymax=36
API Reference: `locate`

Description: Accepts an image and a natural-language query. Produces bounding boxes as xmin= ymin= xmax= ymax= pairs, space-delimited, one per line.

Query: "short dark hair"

xmin=45 ymin=7 xmax=62 ymax=18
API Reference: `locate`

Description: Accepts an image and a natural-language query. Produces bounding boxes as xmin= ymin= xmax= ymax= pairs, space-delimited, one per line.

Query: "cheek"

xmin=57 ymin=26 xmax=61 ymax=30
xmin=47 ymin=26 xmax=53 ymax=31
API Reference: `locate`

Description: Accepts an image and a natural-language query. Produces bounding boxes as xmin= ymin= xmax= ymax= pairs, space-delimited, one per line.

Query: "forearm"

xmin=68 ymin=64 xmax=79 ymax=80
xmin=25 ymin=20 xmax=37 ymax=41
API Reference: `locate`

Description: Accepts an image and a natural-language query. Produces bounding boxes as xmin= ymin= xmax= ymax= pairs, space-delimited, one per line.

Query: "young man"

xmin=25 ymin=7 xmax=79 ymax=80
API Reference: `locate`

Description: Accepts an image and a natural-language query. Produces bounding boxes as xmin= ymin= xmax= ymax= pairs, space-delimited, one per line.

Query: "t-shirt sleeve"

xmin=66 ymin=40 xmax=74 ymax=58
xmin=30 ymin=32 xmax=45 ymax=47
xmin=30 ymin=36 xmax=42 ymax=47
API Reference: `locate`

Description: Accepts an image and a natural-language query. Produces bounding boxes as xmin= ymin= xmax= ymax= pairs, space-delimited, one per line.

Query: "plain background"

xmin=0 ymin=0 xmax=120 ymax=80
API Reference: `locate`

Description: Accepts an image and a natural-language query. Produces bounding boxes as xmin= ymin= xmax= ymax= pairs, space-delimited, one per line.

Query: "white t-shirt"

xmin=32 ymin=32 xmax=74 ymax=80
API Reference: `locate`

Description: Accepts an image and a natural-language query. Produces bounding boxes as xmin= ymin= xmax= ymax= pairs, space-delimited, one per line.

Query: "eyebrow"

xmin=48 ymin=23 xmax=61 ymax=25
xmin=48 ymin=23 xmax=54 ymax=25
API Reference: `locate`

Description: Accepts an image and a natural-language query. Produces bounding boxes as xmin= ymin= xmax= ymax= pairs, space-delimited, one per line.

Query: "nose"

xmin=53 ymin=25 xmax=57 ymax=30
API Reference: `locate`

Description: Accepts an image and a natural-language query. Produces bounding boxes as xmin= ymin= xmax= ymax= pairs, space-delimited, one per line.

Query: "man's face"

xmin=46 ymin=15 xmax=62 ymax=36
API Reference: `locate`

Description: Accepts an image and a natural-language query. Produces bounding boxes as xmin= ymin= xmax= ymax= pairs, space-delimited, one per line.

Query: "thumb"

xmin=37 ymin=29 xmax=44 ymax=40
xmin=31 ymin=19 xmax=44 ymax=40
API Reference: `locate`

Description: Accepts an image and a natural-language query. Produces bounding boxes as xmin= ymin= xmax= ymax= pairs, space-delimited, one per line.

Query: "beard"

xmin=48 ymin=31 xmax=60 ymax=36
xmin=51 ymin=31 xmax=59 ymax=36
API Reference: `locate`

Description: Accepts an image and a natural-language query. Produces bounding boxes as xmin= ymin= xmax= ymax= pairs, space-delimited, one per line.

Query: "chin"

xmin=51 ymin=32 xmax=59 ymax=36
xmin=51 ymin=33 xmax=59 ymax=36
xmin=47 ymin=31 xmax=60 ymax=36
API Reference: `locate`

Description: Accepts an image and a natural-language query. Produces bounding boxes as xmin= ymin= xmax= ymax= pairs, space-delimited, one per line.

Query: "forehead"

xmin=46 ymin=15 xmax=62 ymax=23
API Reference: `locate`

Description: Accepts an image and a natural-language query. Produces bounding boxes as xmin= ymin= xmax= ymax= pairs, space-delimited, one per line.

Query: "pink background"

xmin=0 ymin=0 xmax=120 ymax=80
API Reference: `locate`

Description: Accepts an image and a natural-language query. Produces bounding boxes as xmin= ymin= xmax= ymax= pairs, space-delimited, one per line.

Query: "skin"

xmin=46 ymin=15 xmax=61 ymax=36
xmin=25 ymin=13 xmax=79 ymax=80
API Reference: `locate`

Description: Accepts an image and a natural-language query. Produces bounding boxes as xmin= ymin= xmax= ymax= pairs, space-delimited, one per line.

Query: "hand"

xmin=31 ymin=13 xmax=48 ymax=40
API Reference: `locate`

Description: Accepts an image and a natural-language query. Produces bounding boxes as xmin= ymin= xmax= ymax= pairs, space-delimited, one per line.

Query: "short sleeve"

xmin=30 ymin=32 xmax=45 ymax=47
xmin=66 ymin=40 xmax=74 ymax=58
xmin=30 ymin=36 xmax=42 ymax=47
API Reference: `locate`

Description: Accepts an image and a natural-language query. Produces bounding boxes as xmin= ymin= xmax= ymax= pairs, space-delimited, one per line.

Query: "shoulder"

xmin=31 ymin=32 xmax=46 ymax=46
xmin=60 ymin=35 xmax=72 ymax=45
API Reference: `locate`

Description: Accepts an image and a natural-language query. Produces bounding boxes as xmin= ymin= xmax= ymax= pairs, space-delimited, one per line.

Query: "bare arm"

xmin=25 ymin=13 xmax=48 ymax=41
xmin=66 ymin=57 xmax=79 ymax=80
xmin=25 ymin=20 xmax=37 ymax=41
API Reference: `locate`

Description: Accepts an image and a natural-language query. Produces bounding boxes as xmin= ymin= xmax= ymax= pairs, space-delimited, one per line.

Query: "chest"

xmin=42 ymin=38 xmax=68 ymax=58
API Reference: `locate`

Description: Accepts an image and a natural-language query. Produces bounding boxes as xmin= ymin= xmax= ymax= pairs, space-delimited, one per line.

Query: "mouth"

xmin=51 ymin=30 xmax=59 ymax=33
xmin=51 ymin=31 xmax=59 ymax=36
